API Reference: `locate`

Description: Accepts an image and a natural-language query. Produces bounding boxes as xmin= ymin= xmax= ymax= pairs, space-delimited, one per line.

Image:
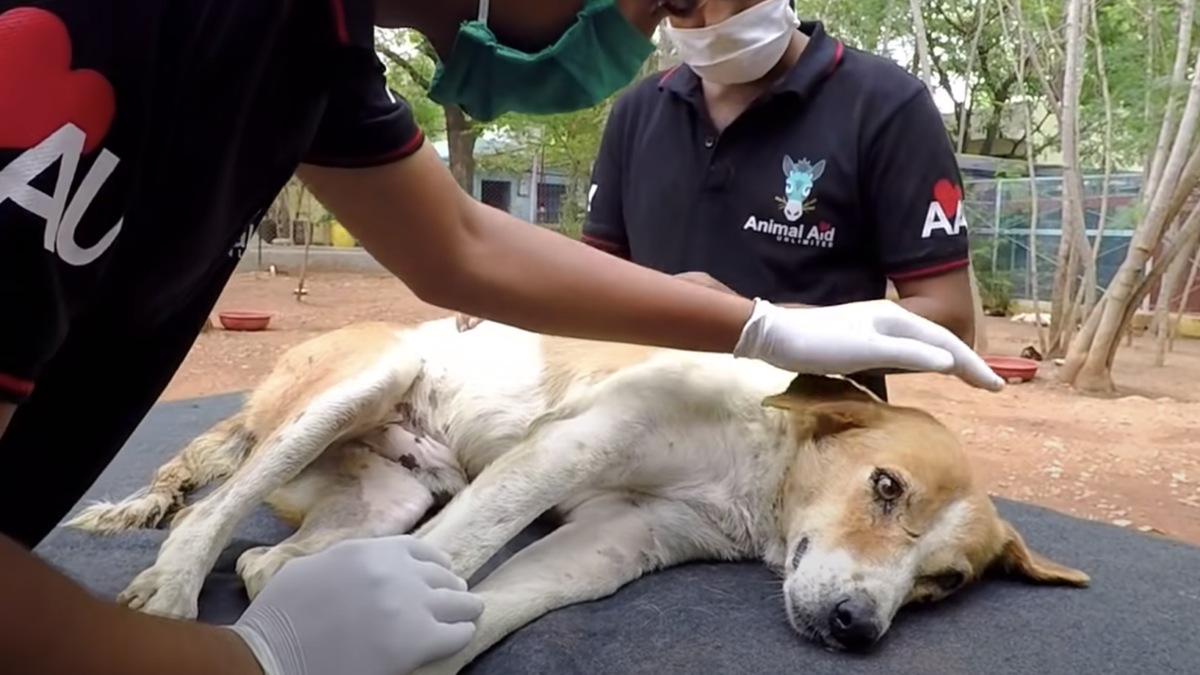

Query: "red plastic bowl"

xmin=983 ymin=355 xmax=1039 ymax=382
xmin=218 ymin=310 xmax=272 ymax=332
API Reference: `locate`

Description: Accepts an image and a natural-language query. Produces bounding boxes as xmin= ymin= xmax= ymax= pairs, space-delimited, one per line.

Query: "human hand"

xmin=225 ymin=535 xmax=482 ymax=675
xmin=733 ymin=299 xmax=1005 ymax=391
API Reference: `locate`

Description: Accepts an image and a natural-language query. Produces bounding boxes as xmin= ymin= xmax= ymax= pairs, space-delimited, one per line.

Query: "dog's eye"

xmin=923 ymin=570 xmax=966 ymax=593
xmin=871 ymin=469 xmax=904 ymax=502
xmin=790 ymin=537 xmax=810 ymax=569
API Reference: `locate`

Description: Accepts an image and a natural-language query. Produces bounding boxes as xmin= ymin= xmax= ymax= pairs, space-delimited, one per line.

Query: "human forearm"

xmin=428 ymin=201 xmax=753 ymax=350
xmin=301 ymin=154 xmax=754 ymax=353
xmin=0 ymin=535 xmax=261 ymax=675
xmin=894 ymin=295 xmax=974 ymax=347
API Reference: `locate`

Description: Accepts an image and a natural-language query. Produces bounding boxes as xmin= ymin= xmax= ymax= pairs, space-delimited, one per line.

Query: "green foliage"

xmin=373 ymin=27 xmax=610 ymax=219
xmin=369 ymin=0 xmax=1189 ymax=229
xmin=375 ymin=30 xmax=446 ymax=138
xmin=807 ymin=0 xmax=1187 ymax=174
xmin=971 ymin=237 xmax=1015 ymax=315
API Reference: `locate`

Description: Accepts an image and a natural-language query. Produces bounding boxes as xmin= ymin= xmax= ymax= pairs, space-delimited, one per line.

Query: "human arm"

xmin=307 ymin=146 xmax=997 ymax=386
xmin=295 ymin=44 xmax=1001 ymax=387
xmin=305 ymin=149 xmax=751 ymax=349
xmin=454 ymin=89 xmax=638 ymax=332
xmin=865 ymin=86 xmax=977 ymax=346
xmin=0 ymin=529 xmax=262 ymax=675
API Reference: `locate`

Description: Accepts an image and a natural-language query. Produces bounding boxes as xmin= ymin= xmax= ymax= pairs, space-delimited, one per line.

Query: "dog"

xmin=68 ymin=318 xmax=1088 ymax=673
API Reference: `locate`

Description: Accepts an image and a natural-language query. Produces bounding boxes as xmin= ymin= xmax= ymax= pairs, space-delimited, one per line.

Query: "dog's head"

xmin=765 ymin=375 xmax=1088 ymax=652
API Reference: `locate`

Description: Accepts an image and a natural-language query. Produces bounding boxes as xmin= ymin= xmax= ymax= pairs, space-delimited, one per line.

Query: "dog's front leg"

xmin=417 ymin=402 xmax=643 ymax=581
xmin=413 ymin=498 xmax=700 ymax=675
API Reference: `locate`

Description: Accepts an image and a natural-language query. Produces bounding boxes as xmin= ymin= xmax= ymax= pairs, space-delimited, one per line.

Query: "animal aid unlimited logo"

xmin=0 ymin=7 xmax=122 ymax=267
xmin=743 ymin=154 xmax=835 ymax=248
xmin=921 ymin=178 xmax=968 ymax=239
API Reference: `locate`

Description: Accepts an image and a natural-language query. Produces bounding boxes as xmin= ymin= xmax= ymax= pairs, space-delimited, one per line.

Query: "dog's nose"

xmin=828 ymin=593 xmax=881 ymax=652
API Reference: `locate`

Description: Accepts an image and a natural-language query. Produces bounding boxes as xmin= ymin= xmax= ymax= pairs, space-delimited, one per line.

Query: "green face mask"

xmin=427 ymin=0 xmax=656 ymax=122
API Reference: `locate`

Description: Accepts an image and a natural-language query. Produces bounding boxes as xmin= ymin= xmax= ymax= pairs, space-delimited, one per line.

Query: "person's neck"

xmin=700 ymin=29 xmax=806 ymax=102
xmin=700 ymin=30 xmax=808 ymax=132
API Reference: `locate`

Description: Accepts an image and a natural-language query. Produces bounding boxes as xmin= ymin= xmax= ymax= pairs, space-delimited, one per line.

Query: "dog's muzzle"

xmin=827 ymin=591 xmax=882 ymax=652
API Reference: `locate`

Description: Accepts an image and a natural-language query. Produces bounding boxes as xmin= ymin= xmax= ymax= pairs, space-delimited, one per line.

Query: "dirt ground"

xmin=165 ymin=271 xmax=1200 ymax=545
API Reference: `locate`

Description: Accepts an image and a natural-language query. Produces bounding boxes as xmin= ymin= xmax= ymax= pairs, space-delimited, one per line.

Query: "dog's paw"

xmin=117 ymin=566 xmax=200 ymax=620
xmin=236 ymin=545 xmax=293 ymax=601
xmin=64 ymin=495 xmax=174 ymax=533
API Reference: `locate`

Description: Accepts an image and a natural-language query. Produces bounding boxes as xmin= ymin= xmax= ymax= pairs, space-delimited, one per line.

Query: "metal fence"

xmin=965 ymin=174 xmax=1143 ymax=302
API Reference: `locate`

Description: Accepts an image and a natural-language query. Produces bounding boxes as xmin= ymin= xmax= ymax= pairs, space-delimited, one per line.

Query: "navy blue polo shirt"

xmin=583 ymin=21 xmax=970 ymax=308
xmin=0 ymin=0 xmax=421 ymax=546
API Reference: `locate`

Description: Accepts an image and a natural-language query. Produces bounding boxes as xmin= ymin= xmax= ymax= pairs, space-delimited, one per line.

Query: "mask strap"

xmin=477 ymin=0 xmax=490 ymax=23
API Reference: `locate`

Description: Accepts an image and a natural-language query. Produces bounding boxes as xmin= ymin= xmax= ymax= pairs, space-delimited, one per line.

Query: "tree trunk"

xmin=908 ymin=0 xmax=934 ymax=89
xmin=444 ymin=104 xmax=478 ymax=194
xmin=1145 ymin=0 xmax=1196 ymax=203
xmin=909 ymin=0 xmax=988 ymax=350
xmin=998 ymin=0 xmax=1046 ymax=353
xmin=955 ymin=0 xmax=989 ymax=153
xmin=1153 ymin=215 xmax=1192 ymax=363
xmin=1060 ymin=4 xmax=1200 ymax=392
xmin=1148 ymin=0 xmax=1197 ymax=360
xmin=1047 ymin=0 xmax=1088 ymax=359
xmin=1169 ymin=237 xmax=1200 ymax=350
xmin=1086 ymin=0 xmax=1114 ymax=319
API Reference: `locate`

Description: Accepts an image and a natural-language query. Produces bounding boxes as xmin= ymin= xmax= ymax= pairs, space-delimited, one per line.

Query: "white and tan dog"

xmin=68 ymin=317 xmax=1088 ymax=672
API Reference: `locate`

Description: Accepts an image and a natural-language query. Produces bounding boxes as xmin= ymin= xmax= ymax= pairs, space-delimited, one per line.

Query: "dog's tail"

xmin=65 ymin=412 xmax=255 ymax=534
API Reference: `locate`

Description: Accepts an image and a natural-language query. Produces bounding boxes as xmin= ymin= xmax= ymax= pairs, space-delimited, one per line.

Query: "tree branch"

xmin=377 ymin=45 xmax=431 ymax=90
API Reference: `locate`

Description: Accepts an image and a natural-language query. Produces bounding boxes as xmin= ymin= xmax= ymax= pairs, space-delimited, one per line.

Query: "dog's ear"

xmin=764 ymin=375 xmax=882 ymax=439
xmin=763 ymin=374 xmax=878 ymax=406
xmin=764 ymin=396 xmax=879 ymax=440
xmin=991 ymin=520 xmax=1090 ymax=587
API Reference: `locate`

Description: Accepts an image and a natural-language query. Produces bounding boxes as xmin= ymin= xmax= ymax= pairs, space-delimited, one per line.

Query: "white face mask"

xmin=662 ymin=0 xmax=800 ymax=85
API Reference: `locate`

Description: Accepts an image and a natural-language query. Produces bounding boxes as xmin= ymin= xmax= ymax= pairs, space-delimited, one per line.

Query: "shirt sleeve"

xmin=581 ymin=94 xmax=631 ymax=259
xmin=865 ymin=88 xmax=971 ymax=281
xmin=302 ymin=44 xmax=424 ymax=168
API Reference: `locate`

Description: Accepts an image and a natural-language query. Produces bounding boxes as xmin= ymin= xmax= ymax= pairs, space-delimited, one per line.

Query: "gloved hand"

xmin=225 ymin=535 xmax=483 ymax=675
xmin=733 ymin=298 xmax=1005 ymax=391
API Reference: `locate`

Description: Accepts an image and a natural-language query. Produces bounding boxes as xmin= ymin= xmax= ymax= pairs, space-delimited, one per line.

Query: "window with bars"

xmin=480 ymin=180 xmax=513 ymax=214
xmin=536 ymin=183 xmax=567 ymax=225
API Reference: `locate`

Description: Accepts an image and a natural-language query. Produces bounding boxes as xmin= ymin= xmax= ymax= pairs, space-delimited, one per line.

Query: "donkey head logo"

xmin=779 ymin=155 xmax=825 ymax=222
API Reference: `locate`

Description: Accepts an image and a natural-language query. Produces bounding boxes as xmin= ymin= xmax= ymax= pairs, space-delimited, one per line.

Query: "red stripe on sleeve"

xmin=0 ymin=372 xmax=34 ymax=398
xmin=888 ymin=257 xmax=970 ymax=281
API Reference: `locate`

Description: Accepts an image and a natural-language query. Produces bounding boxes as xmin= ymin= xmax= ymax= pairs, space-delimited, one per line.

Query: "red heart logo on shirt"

xmin=933 ymin=179 xmax=961 ymax=218
xmin=0 ymin=7 xmax=115 ymax=154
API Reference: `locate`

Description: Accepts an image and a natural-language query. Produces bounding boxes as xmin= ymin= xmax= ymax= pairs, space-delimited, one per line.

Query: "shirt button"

xmin=704 ymin=136 xmax=715 ymax=148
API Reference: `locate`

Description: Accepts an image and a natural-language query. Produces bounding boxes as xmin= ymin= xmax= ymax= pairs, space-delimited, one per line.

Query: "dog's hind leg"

xmin=416 ymin=397 xmax=652 ymax=580
xmin=412 ymin=496 xmax=711 ymax=675
xmin=65 ymin=413 xmax=253 ymax=534
xmin=117 ymin=349 xmax=421 ymax=620
xmin=237 ymin=435 xmax=463 ymax=599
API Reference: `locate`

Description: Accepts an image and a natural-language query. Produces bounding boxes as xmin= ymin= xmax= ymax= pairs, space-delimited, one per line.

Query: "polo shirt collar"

xmin=658 ymin=21 xmax=843 ymax=101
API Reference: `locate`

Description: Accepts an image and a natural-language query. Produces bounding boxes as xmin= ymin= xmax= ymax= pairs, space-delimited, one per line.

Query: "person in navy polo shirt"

xmin=0 ymin=1 xmax=1001 ymax=673
xmin=583 ymin=0 xmax=977 ymax=401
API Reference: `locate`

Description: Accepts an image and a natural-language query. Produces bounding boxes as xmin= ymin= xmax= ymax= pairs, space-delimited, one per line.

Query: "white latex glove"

xmin=733 ymin=299 xmax=1005 ymax=391
xmin=225 ymin=535 xmax=482 ymax=675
